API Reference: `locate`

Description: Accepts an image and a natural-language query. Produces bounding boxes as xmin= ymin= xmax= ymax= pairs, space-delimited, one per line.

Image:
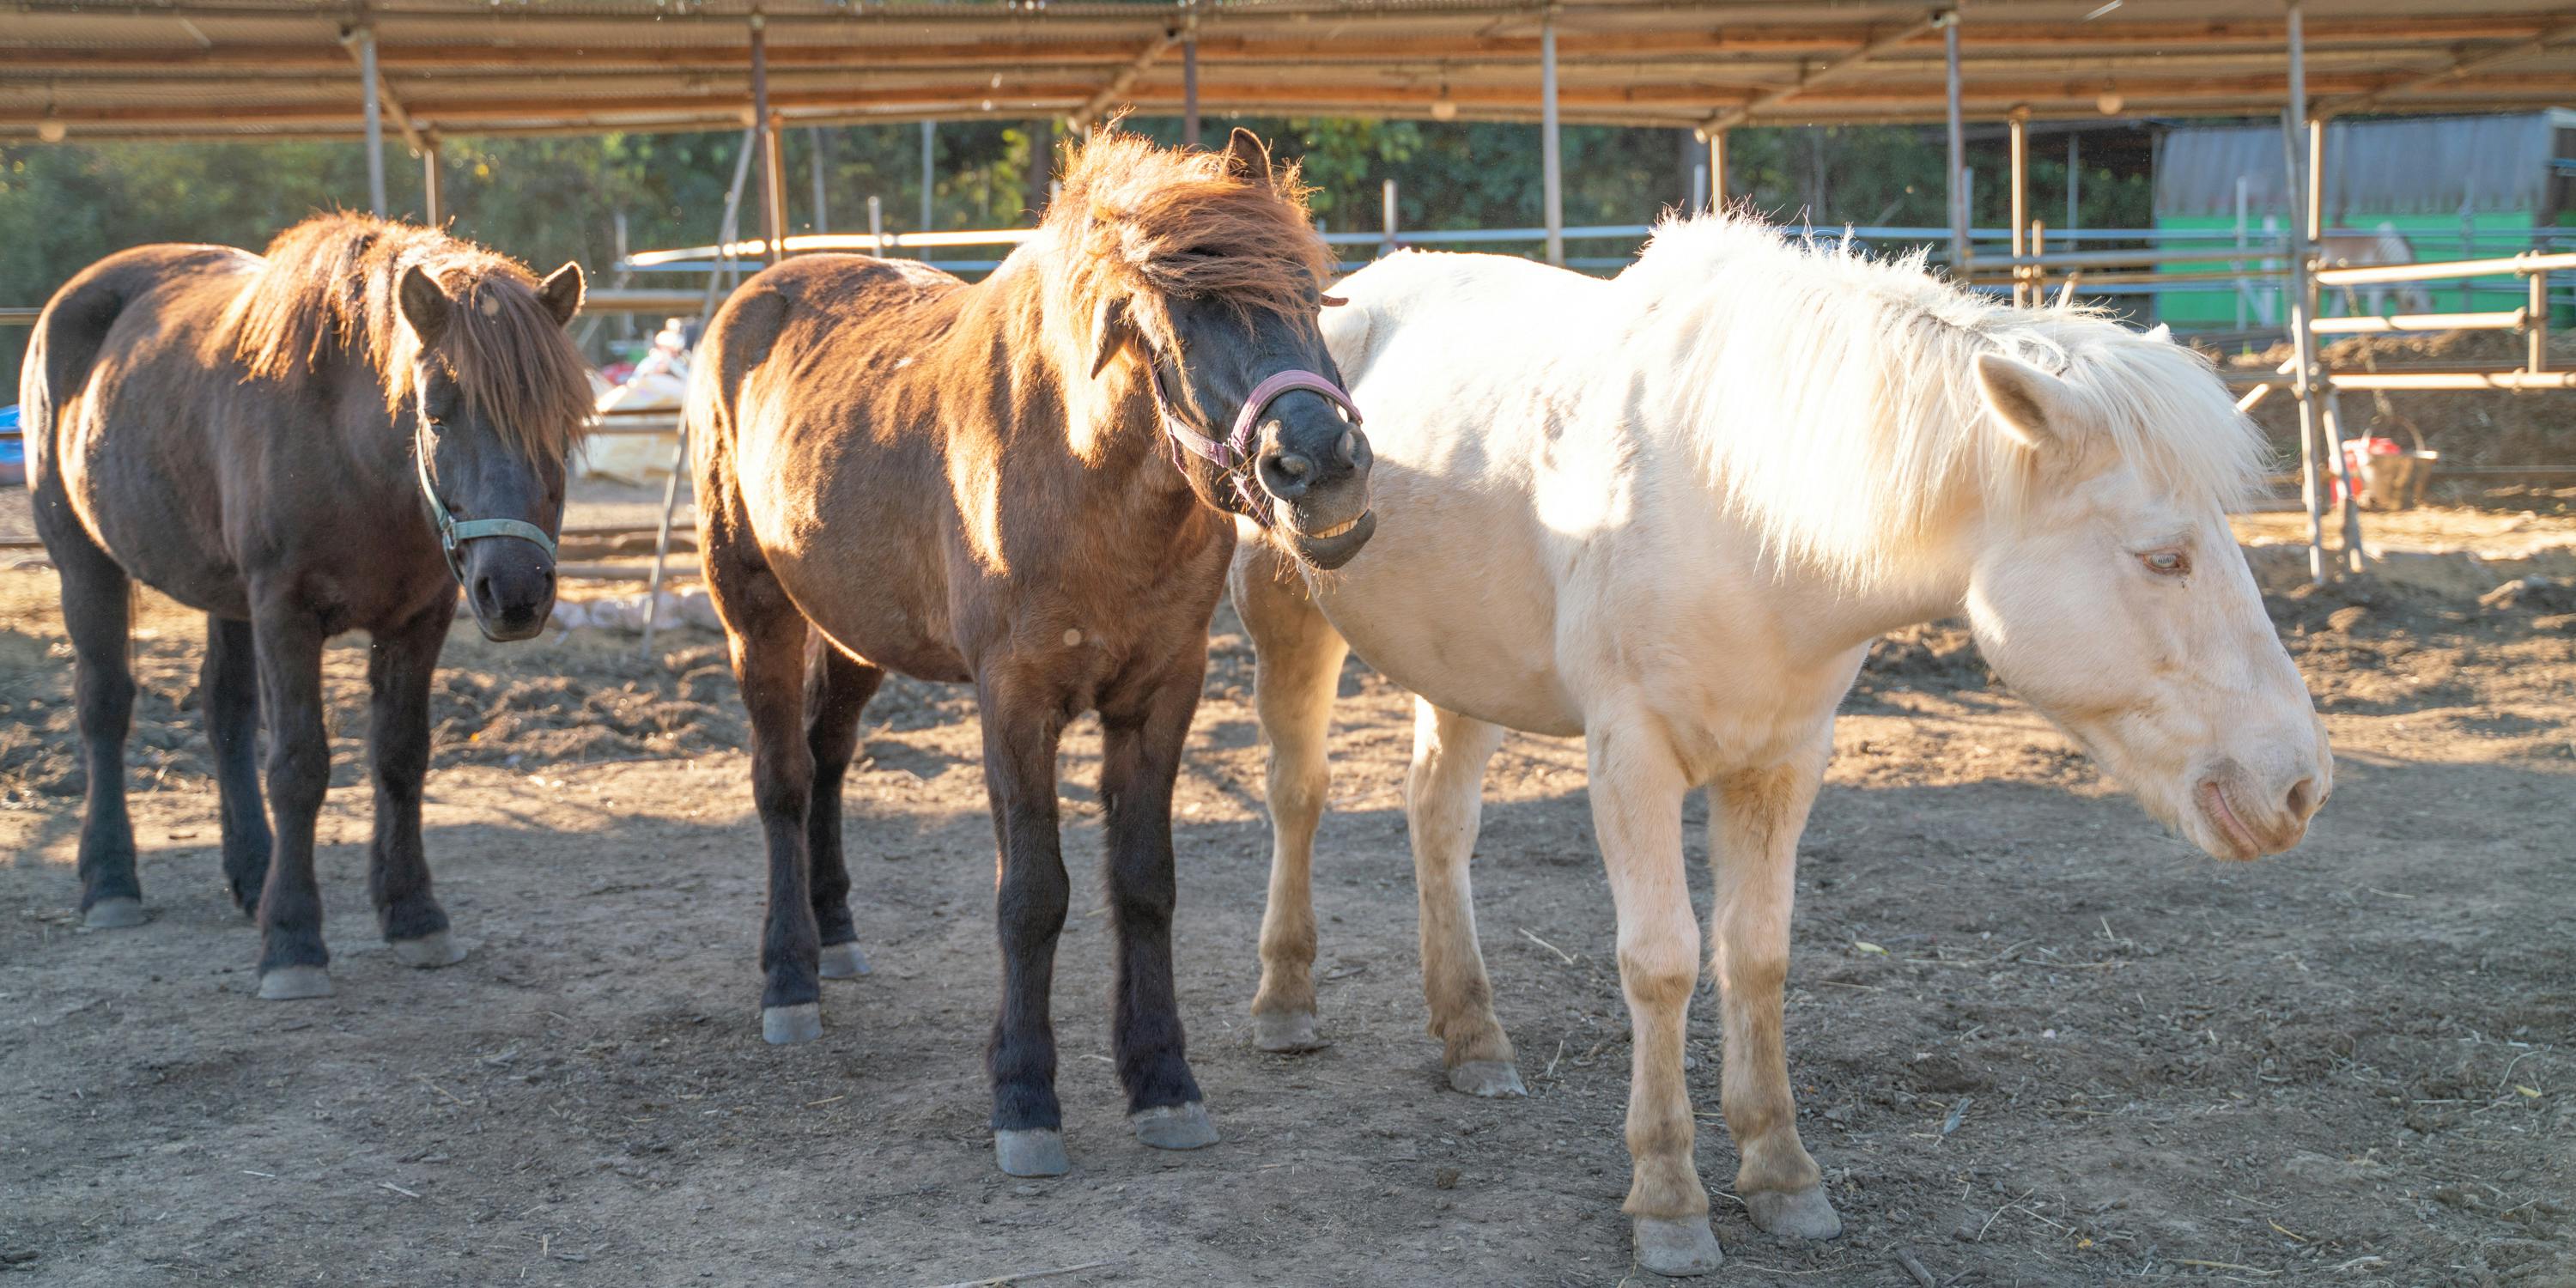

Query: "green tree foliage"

xmin=3 ymin=118 xmax=2151 ymax=392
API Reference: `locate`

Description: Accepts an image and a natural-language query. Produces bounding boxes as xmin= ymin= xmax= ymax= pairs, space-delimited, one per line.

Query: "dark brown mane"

xmin=220 ymin=213 xmax=592 ymax=464
xmin=1041 ymin=126 xmax=1336 ymax=337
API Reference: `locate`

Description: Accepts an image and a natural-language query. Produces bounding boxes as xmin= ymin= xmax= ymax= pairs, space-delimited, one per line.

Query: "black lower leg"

xmin=803 ymin=637 xmax=883 ymax=951
xmin=980 ymin=682 xmax=1069 ymax=1134
xmin=1100 ymin=675 xmax=1205 ymax=1115
xmin=58 ymin=554 xmax=138 ymax=914
xmin=366 ymin=598 xmax=456 ymax=943
xmin=251 ymin=602 xmax=332 ymax=977
xmin=204 ymin=615 xmax=271 ymax=914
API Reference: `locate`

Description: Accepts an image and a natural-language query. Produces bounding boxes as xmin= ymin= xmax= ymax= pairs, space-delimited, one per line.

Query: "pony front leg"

xmin=1589 ymin=721 xmax=1721 ymax=1277
xmin=1230 ymin=550 xmax=1347 ymax=1052
xmin=367 ymin=595 xmax=466 ymax=969
xmin=248 ymin=598 xmax=334 ymax=1000
xmin=976 ymin=670 xmax=1072 ymax=1177
xmin=1406 ymin=699 xmax=1520 ymax=1096
xmin=1711 ymin=751 xmax=1841 ymax=1240
xmin=1099 ymin=656 xmax=1216 ymax=1151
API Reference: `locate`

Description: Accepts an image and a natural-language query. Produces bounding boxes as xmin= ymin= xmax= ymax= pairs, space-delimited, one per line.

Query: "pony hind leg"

xmin=1589 ymin=717 xmax=1721 ymax=1277
xmin=1099 ymin=654 xmax=1216 ymax=1151
xmin=802 ymin=631 xmax=885 ymax=980
xmin=703 ymin=546 xmax=828 ymax=1045
xmin=1228 ymin=548 xmax=1346 ymax=1053
xmin=1406 ymin=699 xmax=1520 ymax=1096
xmin=366 ymin=595 xmax=466 ymax=969
xmin=45 ymin=522 xmax=143 ymax=929
xmin=1710 ymin=747 xmax=1841 ymax=1241
xmin=203 ymin=614 xmax=270 ymax=916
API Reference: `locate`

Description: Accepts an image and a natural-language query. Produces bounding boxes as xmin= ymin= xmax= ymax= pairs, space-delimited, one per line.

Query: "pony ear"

xmin=1223 ymin=127 xmax=1273 ymax=186
xmin=2142 ymin=322 xmax=2172 ymax=344
xmin=1089 ymin=295 xmax=1136 ymax=380
xmin=1974 ymin=351 xmax=2084 ymax=453
xmin=537 ymin=262 xmax=586 ymax=327
xmin=397 ymin=264 xmax=452 ymax=348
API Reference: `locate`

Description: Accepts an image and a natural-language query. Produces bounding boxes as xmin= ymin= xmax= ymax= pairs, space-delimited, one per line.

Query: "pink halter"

xmin=1147 ymin=363 xmax=1364 ymax=528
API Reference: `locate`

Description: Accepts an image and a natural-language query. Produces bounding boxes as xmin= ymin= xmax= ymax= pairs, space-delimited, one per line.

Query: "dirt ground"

xmin=3 ymin=510 xmax=2572 ymax=1287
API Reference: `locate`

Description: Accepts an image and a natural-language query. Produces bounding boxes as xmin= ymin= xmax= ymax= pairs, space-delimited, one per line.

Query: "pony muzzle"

xmin=460 ymin=539 xmax=558 ymax=641
xmin=1255 ymin=400 xmax=1376 ymax=569
xmin=2186 ymin=752 xmax=2330 ymax=861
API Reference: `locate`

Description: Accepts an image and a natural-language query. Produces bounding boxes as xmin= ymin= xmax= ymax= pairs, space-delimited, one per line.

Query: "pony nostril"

xmin=1334 ymin=428 xmax=1357 ymax=465
xmin=2285 ymin=776 xmax=2319 ymax=821
xmin=1274 ymin=453 xmax=1313 ymax=479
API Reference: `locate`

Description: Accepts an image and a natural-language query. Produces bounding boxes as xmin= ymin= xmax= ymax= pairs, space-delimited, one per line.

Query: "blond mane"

xmin=220 ymin=213 xmax=591 ymax=463
xmin=1037 ymin=126 xmax=1336 ymax=337
xmin=1625 ymin=216 xmax=2269 ymax=587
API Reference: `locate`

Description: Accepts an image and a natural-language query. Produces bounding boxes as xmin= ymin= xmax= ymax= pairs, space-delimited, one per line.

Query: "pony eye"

xmin=2140 ymin=550 xmax=2190 ymax=577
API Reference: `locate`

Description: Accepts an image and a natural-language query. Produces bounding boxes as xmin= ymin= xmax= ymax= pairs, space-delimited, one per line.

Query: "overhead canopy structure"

xmin=4 ymin=0 xmax=2575 ymax=142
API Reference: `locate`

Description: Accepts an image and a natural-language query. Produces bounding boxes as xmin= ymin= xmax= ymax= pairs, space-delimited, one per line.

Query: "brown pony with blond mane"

xmin=689 ymin=127 xmax=1376 ymax=1176
xmin=23 ymin=213 xmax=588 ymax=1001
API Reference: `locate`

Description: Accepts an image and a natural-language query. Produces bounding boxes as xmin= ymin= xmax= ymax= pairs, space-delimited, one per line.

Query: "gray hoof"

xmin=82 ymin=898 xmax=147 ymax=930
xmin=1447 ymin=1060 xmax=1528 ymax=1097
xmin=817 ymin=942 xmax=871 ymax=979
xmin=1632 ymin=1215 xmax=1724 ymax=1277
xmin=761 ymin=1002 xmax=822 ymax=1045
xmin=1252 ymin=1010 xmax=1323 ymax=1053
xmin=390 ymin=931 xmax=466 ymax=969
xmin=1131 ymin=1102 xmax=1218 ymax=1151
xmin=257 ymin=966 xmax=334 ymax=1000
xmin=995 ymin=1129 xmax=1070 ymax=1177
xmin=1745 ymin=1185 xmax=1843 ymax=1240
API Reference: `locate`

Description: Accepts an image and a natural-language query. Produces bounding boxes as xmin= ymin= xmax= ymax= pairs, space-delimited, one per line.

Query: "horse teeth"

xmin=1309 ymin=517 xmax=1358 ymax=540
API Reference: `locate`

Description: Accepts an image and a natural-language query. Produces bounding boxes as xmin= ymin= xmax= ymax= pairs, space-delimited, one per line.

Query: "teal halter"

xmin=413 ymin=425 xmax=558 ymax=583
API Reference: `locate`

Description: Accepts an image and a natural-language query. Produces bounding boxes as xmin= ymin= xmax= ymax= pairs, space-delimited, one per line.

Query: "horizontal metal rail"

xmin=2308 ymin=309 xmax=2524 ymax=335
xmin=2315 ymin=251 xmax=2576 ymax=288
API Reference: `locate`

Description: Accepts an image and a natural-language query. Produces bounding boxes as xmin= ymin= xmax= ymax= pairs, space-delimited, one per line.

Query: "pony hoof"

xmin=390 ymin=931 xmax=467 ymax=969
xmin=1745 ymin=1186 xmax=1843 ymax=1240
xmin=82 ymin=898 xmax=148 ymax=930
xmin=761 ymin=1003 xmax=823 ymax=1045
xmin=1447 ymin=1060 xmax=1528 ymax=1097
xmin=1252 ymin=1011 xmax=1323 ymax=1053
xmin=1131 ymin=1103 xmax=1218 ymax=1151
xmin=1632 ymin=1216 xmax=1724 ymax=1278
xmin=817 ymin=942 xmax=872 ymax=979
xmin=994 ymin=1129 xmax=1070 ymax=1177
xmin=257 ymin=966 xmax=334 ymax=1000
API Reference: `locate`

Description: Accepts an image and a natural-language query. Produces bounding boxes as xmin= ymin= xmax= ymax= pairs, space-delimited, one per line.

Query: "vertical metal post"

xmin=868 ymin=193 xmax=884 ymax=254
xmin=1942 ymin=11 xmax=1967 ymax=273
xmin=420 ymin=136 xmax=442 ymax=226
xmin=1381 ymin=178 xmax=1399 ymax=256
xmin=1540 ymin=9 xmax=1564 ymax=268
xmin=1692 ymin=164 xmax=1708 ymax=213
xmin=1182 ymin=27 xmax=1200 ymax=149
xmin=1710 ymin=129 xmax=1728 ymax=210
xmin=750 ymin=16 xmax=785 ymax=264
xmin=356 ymin=27 xmax=386 ymax=216
xmin=2008 ymin=112 xmax=2029 ymax=306
xmin=2065 ymin=131 xmax=2079 ymax=234
xmin=2531 ymin=266 xmax=2550 ymax=374
xmin=2235 ymin=174 xmax=2251 ymax=331
xmin=2311 ymin=112 xmax=2364 ymax=573
xmin=2284 ymin=3 xmax=2329 ymax=584
xmin=809 ymin=126 xmax=829 ymax=232
xmin=920 ymin=120 xmax=937 ymax=265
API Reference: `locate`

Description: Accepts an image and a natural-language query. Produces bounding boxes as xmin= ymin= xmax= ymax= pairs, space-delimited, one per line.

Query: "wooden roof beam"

xmin=1697 ymin=10 xmax=1947 ymax=136
xmin=2315 ymin=16 xmax=2576 ymax=115
xmin=1069 ymin=27 xmax=1182 ymax=131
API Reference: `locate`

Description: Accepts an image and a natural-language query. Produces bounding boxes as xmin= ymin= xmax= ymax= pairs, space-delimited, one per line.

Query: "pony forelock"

xmin=222 ymin=213 xmax=592 ymax=465
xmin=1626 ymin=216 xmax=2269 ymax=588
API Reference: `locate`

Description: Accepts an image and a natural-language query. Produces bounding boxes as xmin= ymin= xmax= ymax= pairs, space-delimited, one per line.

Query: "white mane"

xmin=1620 ymin=216 xmax=2269 ymax=588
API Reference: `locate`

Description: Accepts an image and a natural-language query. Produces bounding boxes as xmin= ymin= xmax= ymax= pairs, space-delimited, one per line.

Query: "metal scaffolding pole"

xmin=750 ymin=16 xmax=785 ymax=265
xmin=420 ymin=135 xmax=442 ymax=225
xmin=2009 ymin=111 xmax=2029 ymax=306
xmin=1709 ymin=129 xmax=1728 ymax=210
xmin=1942 ymin=11 xmax=1966 ymax=272
xmin=2284 ymin=3 xmax=2330 ymax=584
xmin=1540 ymin=9 xmax=1564 ymax=267
xmin=2311 ymin=114 xmax=2367 ymax=573
xmin=1182 ymin=27 xmax=1200 ymax=148
xmin=809 ymin=126 xmax=829 ymax=232
xmin=920 ymin=121 xmax=937 ymax=265
xmin=356 ymin=27 xmax=386 ymax=216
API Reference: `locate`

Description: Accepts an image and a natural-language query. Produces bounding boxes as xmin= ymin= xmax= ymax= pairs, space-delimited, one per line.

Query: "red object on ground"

xmin=2334 ymin=437 xmax=2403 ymax=504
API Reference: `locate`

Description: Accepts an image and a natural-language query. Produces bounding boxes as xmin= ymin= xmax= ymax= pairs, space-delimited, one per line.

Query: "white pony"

xmin=1230 ymin=217 xmax=2332 ymax=1277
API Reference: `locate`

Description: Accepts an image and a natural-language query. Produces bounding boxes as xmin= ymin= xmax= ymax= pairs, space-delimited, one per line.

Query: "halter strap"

xmin=1146 ymin=362 xmax=1363 ymax=528
xmin=413 ymin=430 xmax=558 ymax=582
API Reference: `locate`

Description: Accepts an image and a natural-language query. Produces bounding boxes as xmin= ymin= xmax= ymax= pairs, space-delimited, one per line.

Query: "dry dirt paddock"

xmin=1 ymin=519 xmax=2571 ymax=1288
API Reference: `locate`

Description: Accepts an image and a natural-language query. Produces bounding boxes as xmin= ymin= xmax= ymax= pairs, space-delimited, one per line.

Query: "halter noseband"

xmin=1145 ymin=361 xmax=1363 ymax=529
xmin=413 ymin=427 xmax=559 ymax=583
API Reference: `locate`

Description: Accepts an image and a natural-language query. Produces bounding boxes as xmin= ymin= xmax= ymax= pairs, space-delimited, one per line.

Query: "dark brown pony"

xmin=22 ymin=214 xmax=588 ymax=999
xmin=690 ymin=128 xmax=1374 ymax=1176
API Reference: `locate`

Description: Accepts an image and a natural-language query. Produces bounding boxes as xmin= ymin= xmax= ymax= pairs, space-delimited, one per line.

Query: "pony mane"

xmin=221 ymin=213 xmax=591 ymax=464
xmin=1037 ymin=125 xmax=1335 ymax=334
xmin=1626 ymin=216 xmax=2269 ymax=588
